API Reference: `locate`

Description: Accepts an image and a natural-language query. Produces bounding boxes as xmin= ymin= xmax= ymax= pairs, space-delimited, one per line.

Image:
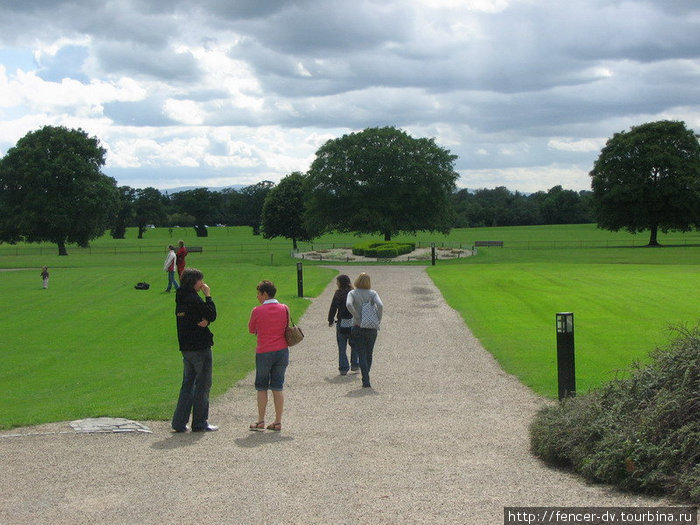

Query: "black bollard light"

xmin=431 ymin=242 xmax=436 ymax=266
xmin=296 ymin=262 xmax=304 ymax=298
xmin=556 ymin=312 xmax=576 ymax=400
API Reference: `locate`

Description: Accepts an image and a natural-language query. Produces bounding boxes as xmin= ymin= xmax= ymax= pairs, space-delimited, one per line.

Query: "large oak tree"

xmin=590 ymin=120 xmax=700 ymax=246
xmin=0 ymin=125 xmax=119 ymax=255
xmin=304 ymin=127 xmax=458 ymax=240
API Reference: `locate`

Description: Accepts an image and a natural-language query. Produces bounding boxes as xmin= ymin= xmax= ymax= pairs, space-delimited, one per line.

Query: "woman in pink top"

xmin=248 ymin=280 xmax=289 ymax=432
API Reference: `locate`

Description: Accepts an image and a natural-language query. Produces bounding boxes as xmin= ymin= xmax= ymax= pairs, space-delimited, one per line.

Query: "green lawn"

xmin=429 ymin=259 xmax=699 ymax=397
xmin=1 ymin=234 xmax=335 ymax=429
xmin=1 ymin=224 xmax=698 ymax=427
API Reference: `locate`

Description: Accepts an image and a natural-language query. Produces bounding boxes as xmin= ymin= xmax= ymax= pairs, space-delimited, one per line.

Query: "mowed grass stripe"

xmin=429 ymin=262 xmax=699 ymax=398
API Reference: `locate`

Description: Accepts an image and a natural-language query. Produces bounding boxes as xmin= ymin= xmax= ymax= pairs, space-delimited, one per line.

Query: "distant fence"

xmin=297 ymin=238 xmax=700 ymax=252
xmin=0 ymin=242 xmax=292 ymax=257
xmin=1 ymin=237 xmax=698 ymax=257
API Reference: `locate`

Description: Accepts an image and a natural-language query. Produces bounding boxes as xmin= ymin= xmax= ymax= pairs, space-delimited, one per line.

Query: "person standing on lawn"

xmin=175 ymin=240 xmax=188 ymax=278
xmin=163 ymin=245 xmax=179 ymax=292
xmin=40 ymin=266 xmax=49 ymax=289
xmin=171 ymin=268 xmax=218 ymax=433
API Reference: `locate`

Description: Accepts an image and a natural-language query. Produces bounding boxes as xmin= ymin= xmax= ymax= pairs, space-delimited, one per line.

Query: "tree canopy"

xmin=134 ymin=187 xmax=167 ymax=238
xmin=111 ymin=186 xmax=136 ymax=239
xmin=304 ymin=127 xmax=459 ymax=240
xmin=589 ymin=120 xmax=700 ymax=246
xmin=261 ymin=172 xmax=311 ymax=249
xmin=239 ymin=181 xmax=274 ymax=235
xmin=169 ymin=188 xmax=222 ymax=237
xmin=0 ymin=125 xmax=119 ymax=255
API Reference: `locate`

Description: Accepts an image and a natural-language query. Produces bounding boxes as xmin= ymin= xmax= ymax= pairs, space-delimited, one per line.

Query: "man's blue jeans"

xmin=172 ymin=349 xmax=212 ymax=431
xmin=337 ymin=325 xmax=359 ymax=373
xmin=350 ymin=327 xmax=377 ymax=387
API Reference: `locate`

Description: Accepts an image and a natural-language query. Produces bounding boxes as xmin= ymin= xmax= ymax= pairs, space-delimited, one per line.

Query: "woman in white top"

xmin=163 ymin=245 xmax=179 ymax=292
xmin=346 ymin=272 xmax=384 ymax=388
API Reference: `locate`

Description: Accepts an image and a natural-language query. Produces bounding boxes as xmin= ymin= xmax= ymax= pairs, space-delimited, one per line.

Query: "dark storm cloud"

xmin=92 ymin=41 xmax=202 ymax=82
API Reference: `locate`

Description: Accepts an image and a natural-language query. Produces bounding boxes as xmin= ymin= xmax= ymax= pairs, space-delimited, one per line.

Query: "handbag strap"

xmin=286 ymin=306 xmax=292 ymax=327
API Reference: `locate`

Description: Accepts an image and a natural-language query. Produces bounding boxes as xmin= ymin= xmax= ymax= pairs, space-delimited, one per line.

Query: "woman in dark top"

xmin=171 ymin=268 xmax=218 ymax=432
xmin=327 ymin=274 xmax=358 ymax=375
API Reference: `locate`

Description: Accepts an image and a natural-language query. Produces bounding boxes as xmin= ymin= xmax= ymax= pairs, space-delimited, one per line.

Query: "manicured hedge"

xmin=352 ymin=241 xmax=416 ymax=258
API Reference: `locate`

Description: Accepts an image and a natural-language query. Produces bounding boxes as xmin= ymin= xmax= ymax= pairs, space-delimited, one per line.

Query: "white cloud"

xmin=548 ymin=138 xmax=605 ymax=153
xmin=163 ymin=99 xmax=204 ymax=125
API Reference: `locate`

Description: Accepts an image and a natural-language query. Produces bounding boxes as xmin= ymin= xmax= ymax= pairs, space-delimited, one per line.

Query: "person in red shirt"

xmin=175 ymin=240 xmax=188 ymax=277
xmin=248 ymin=280 xmax=289 ymax=432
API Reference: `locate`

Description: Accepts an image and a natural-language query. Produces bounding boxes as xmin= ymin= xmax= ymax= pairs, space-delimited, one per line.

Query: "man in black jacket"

xmin=171 ymin=268 xmax=219 ymax=432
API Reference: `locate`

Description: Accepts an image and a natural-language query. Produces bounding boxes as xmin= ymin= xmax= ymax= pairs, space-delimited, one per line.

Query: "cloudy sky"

xmin=0 ymin=0 xmax=698 ymax=193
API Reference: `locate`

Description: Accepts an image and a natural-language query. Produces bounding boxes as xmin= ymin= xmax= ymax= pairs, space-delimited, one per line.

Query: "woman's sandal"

xmin=266 ymin=422 xmax=282 ymax=432
xmin=249 ymin=421 xmax=265 ymax=431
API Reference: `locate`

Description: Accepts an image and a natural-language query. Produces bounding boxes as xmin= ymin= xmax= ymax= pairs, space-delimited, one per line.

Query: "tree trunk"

xmin=292 ymin=238 xmax=298 ymax=250
xmin=57 ymin=240 xmax=68 ymax=256
xmin=111 ymin=225 xmax=126 ymax=239
xmin=648 ymin=225 xmax=660 ymax=246
xmin=137 ymin=225 xmax=145 ymax=239
xmin=384 ymin=232 xmax=391 ymax=241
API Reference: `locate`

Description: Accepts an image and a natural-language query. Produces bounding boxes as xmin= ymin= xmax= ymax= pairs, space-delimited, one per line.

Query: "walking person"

xmin=328 ymin=274 xmax=358 ymax=375
xmin=171 ymin=268 xmax=218 ymax=433
xmin=163 ymin=245 xmax=179 ymax=292
xmin=175 ymin=240 xmax=188 ymax=278
xmin=40 ymin=266 xmax=49 ymax=289
xmin=248 ymin=280 xmax=289 ymax=432
xmin=346 ymin=272 xmax=383 ymax=388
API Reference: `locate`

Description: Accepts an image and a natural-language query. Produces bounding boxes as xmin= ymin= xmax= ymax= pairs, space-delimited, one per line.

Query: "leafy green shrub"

xmin=352 ymin=241 xmax=415 ymax=258
xmin=375 ymin=246 xmax=398 ymax=258
xmin=530 ymin=325 xmax=700 ymax=502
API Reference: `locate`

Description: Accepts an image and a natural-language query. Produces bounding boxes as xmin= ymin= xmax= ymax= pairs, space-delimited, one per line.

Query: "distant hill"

xmin=161 ymin=185 xmax=246 ymax=195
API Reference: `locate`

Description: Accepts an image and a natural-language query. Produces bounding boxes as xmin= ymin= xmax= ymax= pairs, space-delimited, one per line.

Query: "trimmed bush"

xmin=352 ymin=241 xmax=415 ymax=258
xmin=529 ymin=325 xmax=700 ymax=502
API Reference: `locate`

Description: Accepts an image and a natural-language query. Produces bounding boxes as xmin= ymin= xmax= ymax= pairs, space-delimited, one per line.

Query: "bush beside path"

xmin=0 ymin=266 xmax=669 ymax=524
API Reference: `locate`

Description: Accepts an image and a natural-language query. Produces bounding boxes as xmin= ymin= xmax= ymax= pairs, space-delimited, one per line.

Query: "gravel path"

xmin=0 ymin=266 xmax=667 ymax=524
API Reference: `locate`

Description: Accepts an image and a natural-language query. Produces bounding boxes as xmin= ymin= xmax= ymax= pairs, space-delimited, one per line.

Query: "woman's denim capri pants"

xmin=255 ymin=348 xmax=289 ymax=391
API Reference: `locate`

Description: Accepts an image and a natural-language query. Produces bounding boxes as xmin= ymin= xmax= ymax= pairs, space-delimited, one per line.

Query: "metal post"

xmin=431 ymin=242 xmax=436 ymax=266
xmin=296 ymin=262 xmax=303 ymax=298
xmin=555 ymin=312 xmax=576 ymax=400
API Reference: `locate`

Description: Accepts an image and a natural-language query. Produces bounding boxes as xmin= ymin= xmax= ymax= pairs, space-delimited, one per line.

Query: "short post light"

xmin=296 ymin=262 xmax=304 ymax=298
xmin=555 ymin=312 xmax=575 ymax=400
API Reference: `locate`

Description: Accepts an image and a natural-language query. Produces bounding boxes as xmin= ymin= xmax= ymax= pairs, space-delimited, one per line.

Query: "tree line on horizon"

xmin=0 ymin=122 xmax=698 ymax=254
xmin=109 ymin=182 xmax=594 ymax=240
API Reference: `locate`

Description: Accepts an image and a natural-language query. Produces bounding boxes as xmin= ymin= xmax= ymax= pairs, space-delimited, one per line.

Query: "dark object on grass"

xmin=134 ymin=282 xmax=150 ymax=290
